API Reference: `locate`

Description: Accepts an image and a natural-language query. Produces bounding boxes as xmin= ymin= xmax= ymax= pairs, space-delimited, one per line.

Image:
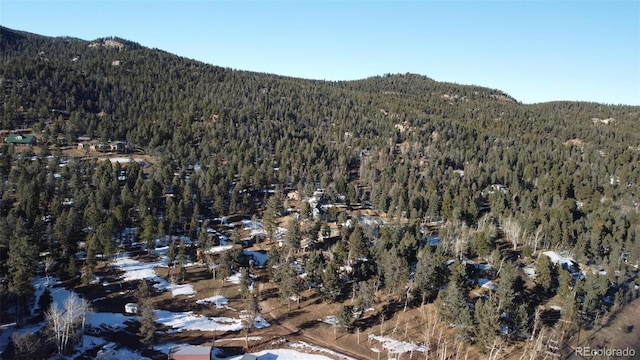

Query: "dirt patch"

xmin=567 ymin=296 xmax=640 ymax=358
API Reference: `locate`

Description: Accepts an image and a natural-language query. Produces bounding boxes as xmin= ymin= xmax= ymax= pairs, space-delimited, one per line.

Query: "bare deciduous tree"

xmin=501 ymin=216 xmax=525 ymax=251
xmin=46 ymin=294 xmax=89 ymax=356
xmin=11 ymin=331 xmax=44 ymax=358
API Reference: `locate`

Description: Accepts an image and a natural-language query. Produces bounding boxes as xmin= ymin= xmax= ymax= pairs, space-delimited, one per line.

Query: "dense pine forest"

xmin=1 ymin=26 xmax=640 ymax=358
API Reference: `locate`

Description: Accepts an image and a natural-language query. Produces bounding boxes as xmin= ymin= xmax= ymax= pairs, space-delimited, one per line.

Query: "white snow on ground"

xmin=154 ymin=310 xmax=270 ymax=333
xmin=70 ymin=335 xmax=108 ymax=358
xmin=216 ymin=349 xmax=336 ymax=360
xmin=87 ymin=312 xmax=136 ymax=330
xmin=289 ymin=341 xmax=357 ymax=360
xmin=244 ymin=313 xmax=270 ymax=329
xmin=244 ymin=250 xmax=268 ymax=266
xmin=169 ymin=284 xmax=196 ymax=296
xmin=368 ymin=334 xmax=426 ymax=355
xmin=196 ymin=295 xmax=229 ymax=308
xmin=226 ymin=272 xmax=242 ymax=284
xmin=241 ymin=219 xmax=265 ymax=237
xmin=94 ymin=346 xmax=151 ymax=360
xmin=114 ymin=256 xmax=161 ymax=282
xmin=155 ymin=310 xmax=244 ymax=332
xmin=206 ymin=245 xmax=235 ymax=254
xmin=542 ymin=251 xmax=578 ymax=271
xmin=216 ymin=336 xmax=263 ymax=342
xmin=113 ymin=254 xmax=195 ymax=297
xmin=154 ymin=342 xmax=183 ymax=355
xmin=152 ymin=245 xmax=169 ymax=256
xmin=32 ymin=276 xmax=61 ymax=315
xmin=523 ymin=265 xmax=536 ymax=279
xmin=478 ymin=278 xmax=498 ymax=291
xmin=321 ymin=316 xmax=337 ymax=325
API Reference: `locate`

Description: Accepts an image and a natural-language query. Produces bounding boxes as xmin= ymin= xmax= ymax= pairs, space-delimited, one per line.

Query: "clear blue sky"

xmin=2 ymin=1 xmax=639 ymax=105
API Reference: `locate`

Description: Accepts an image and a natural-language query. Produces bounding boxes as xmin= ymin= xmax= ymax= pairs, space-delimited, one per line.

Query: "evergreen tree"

xmin=284 ymin=217 xmax=302 ymax=252
xmin=496 ymin=261 xmax=518 ymax=314
xmin=322 ymin=259 xmax=342 ymax=301
xmin=474 ymin=296 xmax=500 ymax=353
xmin=135 ymin=281 xmax=156 ymax=347
xmin=437 ymin=263 xmax=473 ymax=336
xmin=8 ymin=234 xmax=36 ymax=324
xmin=263 ymin=194 xmax=282 ymax=243
xmin=348 ymin=225 xmax=368 ymax=262
xmin=141 ymin=215 xmax=157 ymax=256
xmin=178 ymin=239 xmax=187 ymax=282
xmin=413 ymin=247 xmax=447 ymax=302
xmin=535 ymin=254 xmax=558 ymax=295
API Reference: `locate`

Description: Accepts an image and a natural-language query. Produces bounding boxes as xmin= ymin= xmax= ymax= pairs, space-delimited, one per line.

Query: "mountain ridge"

xmin=0 ymin=25 xmax=556 ymax=105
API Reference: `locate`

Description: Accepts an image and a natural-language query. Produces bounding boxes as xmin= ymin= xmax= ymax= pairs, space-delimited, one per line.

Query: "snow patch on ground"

xmin=289 ymin=341 xmax=357 ymax=360
xmin=368 ymin=334 xmax=426 ymax=355
xmin=154 ymin=310 xmax=269 ymax=333
xmin=244 ymin=250 xmax=268 ymax=266
xmin=478 ymin=278 xmax=498 ymax=291
xmin=94 ymin=345 xmax=151 ymax=360
xmin=87 ymin=312 xmax=136 ymax=331
xmin=113 ymin=254 xmax=195 ymax=297
xmin=226 ymin=272 xmax=242 ymax=284
xmin=218 ymin=336 xmax=263 ymax=342
xmin=168 ymin=283 xmax=196 ymax=297
xmin=321 ymin=316 xmax=337 ymax=325
xmin=196 ymin=295 xmax=229 ymax=308
xmin=206 ymin=245 xmax=235 ymax=254
xmin=217 ymin=348 xmax=336 ymax=360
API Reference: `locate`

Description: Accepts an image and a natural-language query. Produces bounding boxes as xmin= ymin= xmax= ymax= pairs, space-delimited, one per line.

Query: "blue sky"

xmin=1 ymin=1 xmax=639 ymax=105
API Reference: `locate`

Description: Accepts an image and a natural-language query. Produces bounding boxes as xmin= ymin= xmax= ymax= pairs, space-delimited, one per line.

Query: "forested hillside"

xmin=1 ymin=26 xmax=640 ymax=358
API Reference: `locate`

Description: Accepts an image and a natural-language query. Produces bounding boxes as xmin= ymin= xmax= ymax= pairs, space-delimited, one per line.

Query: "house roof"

xmin=6 ymin=133 xmax=35 ymax=144
xmin=241 ymin=355 xmax=258 ymax=360
xmin=171 ymin=345 xmax=212 ymax=356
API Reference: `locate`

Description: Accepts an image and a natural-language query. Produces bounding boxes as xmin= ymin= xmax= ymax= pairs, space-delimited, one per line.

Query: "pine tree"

xmin=414 ymin=247 xmax=447 ymax=302
xmin=348 ymin=225 xmax=368 ymax=262
xmin=322 ymin=259 xmax=342 ymax=302
xmin=474 ymin=296 xmax=500 ymax=353
xmin=141 ymin=215 xmax=157 ymax=256
xmin=8 ymin=234 xmax=36 ymax=324
xmin=135 ymin=281 xmax=156 ymax=347
xmin=437 ymin=261 xmax=472 ymax=336
xmin=535 ymin=254 xmax=558 ymax=295
xmin=263 ymin=194 xmax=282 ymax=243
xmin=178 ymin=239 xmax=187 ymax=282
xmin=285 ymin=217 xmax=301 ymax=251
xmin=495 ymin=261 xmax=518 ymax=314
xmin=336 ymin=304 xmax=354 ymax=332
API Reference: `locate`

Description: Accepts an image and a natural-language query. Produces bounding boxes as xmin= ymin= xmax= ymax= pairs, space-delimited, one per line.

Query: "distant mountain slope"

xmin=1 ymin=25 xmax=638 ymax=174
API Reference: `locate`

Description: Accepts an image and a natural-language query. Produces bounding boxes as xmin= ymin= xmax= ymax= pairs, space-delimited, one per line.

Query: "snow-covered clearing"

xmin=94 ymin=345 xmax=151 ymax=360
xmin=113 ymin=254 xmax=195 ymax=297
xmin=214 ymin=348 xmax=338 ymax=360
xmin=154 ymin=310 xmax=270 ymax=333
xmin=368 ymin=334 xmax=426 ymax=355
xmin=196 ymin=295 xmax=229 ymax=308
xmin=206 ymin=244 xmax=235 ymax=254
